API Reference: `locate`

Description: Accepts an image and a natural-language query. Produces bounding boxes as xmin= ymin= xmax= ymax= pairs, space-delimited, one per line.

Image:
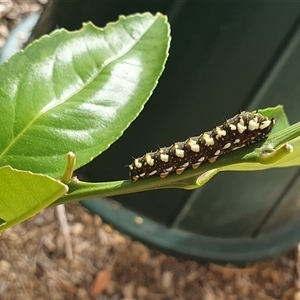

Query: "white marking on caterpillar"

xmin=145 ymin=153 xmax=154 ymax=166
xmin=229 ymin=124 xmax=236 ymax=130
xmin=202 ymin=133 xmax=215 ymax=146
xmin=187 ymin=139 xmax=200 ymax=152
xmin=149 ymin=170 xmax=158 ymax=176
xmin=223 ymin=142 xmax=231 ymax=149
xmin=260 ymin=119 xmax=272 ymax=129
xmin=134 ymin=159 xmax=142 ymax=168
xmin=180 ymin=162 xmax=189 ymax=168
xmin=248 ymin=119 xmax=259 ymax=131
xmin=175 ymin=148 xmax=185 ymax=158
xmin=237 ymin=123 xmax=247 ymax=134
xmin=215 ymin=127 xmax=227 ymax=139
xmin=214 ymin=150 xmax=221 ymax=156
xmin=160 ymin=153 xmax=169 ymax=162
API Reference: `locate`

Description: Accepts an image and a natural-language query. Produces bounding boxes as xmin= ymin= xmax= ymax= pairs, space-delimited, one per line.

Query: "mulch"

xmin=0 ymin=203 xmax=299 ymax=300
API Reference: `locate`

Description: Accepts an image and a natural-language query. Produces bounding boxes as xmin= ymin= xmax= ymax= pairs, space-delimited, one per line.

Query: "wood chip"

xmin=89 ymin=270 xmax=111 ymax=298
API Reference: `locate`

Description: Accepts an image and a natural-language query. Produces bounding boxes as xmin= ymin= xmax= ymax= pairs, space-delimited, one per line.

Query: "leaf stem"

xmin=53 ymin=119 xmax=300 ymax=206
xmin=61 ymin=152 xmax=76 ymax=184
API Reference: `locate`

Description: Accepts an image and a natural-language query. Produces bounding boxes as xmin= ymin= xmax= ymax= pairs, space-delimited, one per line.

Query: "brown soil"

xmin=0 ymin=203 xmax=299 ymax=300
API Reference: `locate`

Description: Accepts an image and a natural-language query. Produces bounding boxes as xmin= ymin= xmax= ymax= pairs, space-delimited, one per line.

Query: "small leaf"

xmin=0 ymin=166 xmax=68 ymax=232
xmin=0 ymin=13 xmax=170 ymax=178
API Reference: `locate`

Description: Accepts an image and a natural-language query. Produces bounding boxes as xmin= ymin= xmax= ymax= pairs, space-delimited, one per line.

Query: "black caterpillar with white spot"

xmin=129 ymin=111 xmax=275 ymax=182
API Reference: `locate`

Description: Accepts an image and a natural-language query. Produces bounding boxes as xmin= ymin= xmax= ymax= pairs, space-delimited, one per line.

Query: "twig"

xmin=56 ymin=204 xmax=73 ymax=260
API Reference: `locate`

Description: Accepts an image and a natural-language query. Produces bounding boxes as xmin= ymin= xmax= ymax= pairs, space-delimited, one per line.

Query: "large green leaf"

xmin=0 ymin=13 xmax=170 ymax=178
xmin=0 ymin=166 xmax=67 ymax=232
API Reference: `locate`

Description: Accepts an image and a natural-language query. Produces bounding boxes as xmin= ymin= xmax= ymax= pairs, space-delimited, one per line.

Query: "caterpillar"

xmin=129 ymin=111 xmax=275 ymax=182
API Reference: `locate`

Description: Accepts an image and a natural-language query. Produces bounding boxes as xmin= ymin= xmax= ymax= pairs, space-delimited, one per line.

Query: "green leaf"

xmin=0 ymin=13 xmax=170 ymax=178
xmin=0 ymin=166 xmax=67 ymax=232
